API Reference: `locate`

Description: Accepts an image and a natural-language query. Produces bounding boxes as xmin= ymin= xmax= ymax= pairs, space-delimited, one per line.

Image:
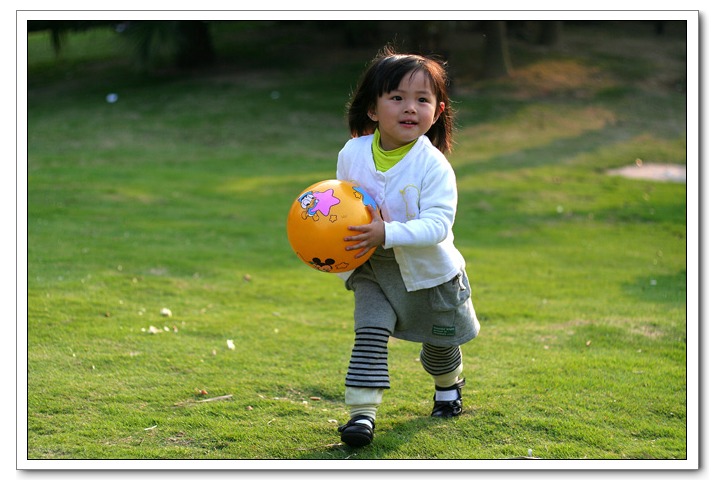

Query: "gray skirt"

xmin=345 ymin=247 xmax=480 ymax=347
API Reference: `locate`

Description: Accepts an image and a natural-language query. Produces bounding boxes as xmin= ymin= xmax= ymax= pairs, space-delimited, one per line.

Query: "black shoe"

xmin=431 ymin=379 xmax=466 ymax=418
xmin=338 ymin=415 xmax=375 ymax=447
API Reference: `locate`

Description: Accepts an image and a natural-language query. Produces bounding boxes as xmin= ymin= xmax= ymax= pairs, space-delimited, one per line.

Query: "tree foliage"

xmin=26 ymin=20 xmax=570 ymax=78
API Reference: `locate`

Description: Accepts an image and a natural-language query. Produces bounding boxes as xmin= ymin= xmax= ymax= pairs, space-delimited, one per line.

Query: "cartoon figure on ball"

xmin=286 ymin=180 xmax=379 ymax=273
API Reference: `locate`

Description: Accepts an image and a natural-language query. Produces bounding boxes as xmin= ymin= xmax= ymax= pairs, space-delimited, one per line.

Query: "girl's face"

xmin=368 ymin=69 xmax=445 ymax=151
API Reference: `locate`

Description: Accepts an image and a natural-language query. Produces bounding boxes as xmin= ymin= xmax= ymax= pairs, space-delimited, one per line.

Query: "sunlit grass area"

xmin=24 ymin=20 xmax=688 ymax=463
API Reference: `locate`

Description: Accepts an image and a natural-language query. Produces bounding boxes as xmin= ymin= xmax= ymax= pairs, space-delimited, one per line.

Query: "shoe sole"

xmin=341 ymin=432 xmax=373 ymax=448
xmin=431 ymin=410 xmax=462 ymax=418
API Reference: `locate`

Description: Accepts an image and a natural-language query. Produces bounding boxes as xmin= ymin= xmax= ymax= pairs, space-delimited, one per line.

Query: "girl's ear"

xmin=432 ymin=101 xmax=446 ymax=124
xmin=367 ymin=102 xmax=379 ymax=122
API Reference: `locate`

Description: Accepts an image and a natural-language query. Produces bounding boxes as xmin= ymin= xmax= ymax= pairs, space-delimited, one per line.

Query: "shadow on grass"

xmin=620 ymin=269 xmax=686 ymax=306
xmin=294 ymin=415 xmax=462 ymax=460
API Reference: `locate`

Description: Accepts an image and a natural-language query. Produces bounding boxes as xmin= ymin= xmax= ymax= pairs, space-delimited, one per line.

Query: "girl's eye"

xmin=391 ymin=95 xmax=402 ymax=101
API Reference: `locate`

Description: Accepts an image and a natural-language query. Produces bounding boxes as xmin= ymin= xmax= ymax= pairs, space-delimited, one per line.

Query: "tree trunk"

xmin=538 ymin=21 xmax=563 ymax=47
xmin=175 ymin=21 xmax=215 ymax=68
xmin=483 ymin=21 xmax=512 ymax=79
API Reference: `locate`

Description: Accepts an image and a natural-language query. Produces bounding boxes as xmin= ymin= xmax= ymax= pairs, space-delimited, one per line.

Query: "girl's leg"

xmin=345 ymin=326 xmax=391 ymax=391
xmin=420 ymin=343 xmax=465 ymax=417
xmin=339 ymin=326 xmax=391 ymax=447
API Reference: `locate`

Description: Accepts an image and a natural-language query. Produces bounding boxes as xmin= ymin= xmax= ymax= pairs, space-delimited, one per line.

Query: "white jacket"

xmin=336 ymin=134 xmax=466 ymax=292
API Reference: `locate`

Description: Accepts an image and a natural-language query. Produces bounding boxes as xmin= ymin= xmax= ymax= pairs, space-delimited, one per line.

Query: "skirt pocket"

xmin=429 ymin=271 xmax=471 ymax=311
xmin=428 ymin=271 xmax=473 ymax=338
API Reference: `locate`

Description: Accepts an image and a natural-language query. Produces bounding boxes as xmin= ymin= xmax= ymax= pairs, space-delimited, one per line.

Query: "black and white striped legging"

xmin=345 ymin=327 xmax=462 ymax=389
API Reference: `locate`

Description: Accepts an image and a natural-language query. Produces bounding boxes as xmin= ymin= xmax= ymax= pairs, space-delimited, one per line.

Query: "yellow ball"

xmin=286 ymin=179 xmax=378 ymax=273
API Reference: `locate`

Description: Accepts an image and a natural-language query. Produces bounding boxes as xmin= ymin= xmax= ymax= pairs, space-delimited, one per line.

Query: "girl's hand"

xmin=344 ymin=205 xmax=385 ymax=258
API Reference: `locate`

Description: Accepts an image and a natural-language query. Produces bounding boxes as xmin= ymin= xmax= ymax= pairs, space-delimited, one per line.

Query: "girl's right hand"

xmin=344 ymin=205 xmax=385 ymax=258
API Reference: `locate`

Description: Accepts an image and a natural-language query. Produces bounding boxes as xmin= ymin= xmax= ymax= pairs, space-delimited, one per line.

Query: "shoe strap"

xmin=339 ymin=416 xmax=375 ymax=431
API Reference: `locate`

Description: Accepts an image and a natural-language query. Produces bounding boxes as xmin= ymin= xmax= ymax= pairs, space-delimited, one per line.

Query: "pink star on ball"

xmin=310 ymin=189 xmax=341 ymax=217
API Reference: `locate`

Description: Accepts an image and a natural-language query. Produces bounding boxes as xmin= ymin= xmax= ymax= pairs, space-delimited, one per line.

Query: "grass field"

xmin=22 ymin=20 xmax=691 ymax=466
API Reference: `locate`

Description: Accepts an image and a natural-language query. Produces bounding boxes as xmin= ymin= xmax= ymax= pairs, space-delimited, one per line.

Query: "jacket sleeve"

xmin=336 ymin=145 xmax=348 ymax=180
xmin=383 ymin=162 xmax=457 ymax=248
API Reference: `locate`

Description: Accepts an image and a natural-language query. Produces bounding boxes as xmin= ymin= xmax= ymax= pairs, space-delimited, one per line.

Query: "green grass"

xmin=24 ymin=21 xmax=688 ymax=463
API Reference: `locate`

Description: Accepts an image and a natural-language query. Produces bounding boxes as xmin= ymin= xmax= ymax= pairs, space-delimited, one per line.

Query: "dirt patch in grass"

xmin=606 ymin=162 xmax=686 ymax=183
xmin=630 ymin=324 xmax=665 ymax=339
xmin=507 ymin=59 xmax=616 ymax=99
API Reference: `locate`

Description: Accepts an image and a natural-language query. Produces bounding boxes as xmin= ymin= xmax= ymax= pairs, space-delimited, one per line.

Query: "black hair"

xmin=347 ymin=45 xmax=454 ymax=154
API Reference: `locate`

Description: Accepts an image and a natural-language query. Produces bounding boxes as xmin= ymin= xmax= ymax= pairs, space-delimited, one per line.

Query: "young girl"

xmin=335 ymin=46 xmax=480 ymax=448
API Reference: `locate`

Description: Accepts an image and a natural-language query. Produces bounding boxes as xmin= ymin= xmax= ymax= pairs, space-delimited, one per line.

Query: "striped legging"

xmin=345 ymin=326 xmax=462 ymax=389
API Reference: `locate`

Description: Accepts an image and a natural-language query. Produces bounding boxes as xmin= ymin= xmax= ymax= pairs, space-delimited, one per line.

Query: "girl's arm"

xmin=383 ymin=164 xmax=458 ymax=248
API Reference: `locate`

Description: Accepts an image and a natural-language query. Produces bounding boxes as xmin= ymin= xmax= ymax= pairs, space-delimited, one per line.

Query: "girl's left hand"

xmin=344 ymin=205 xmax=385 ymax=258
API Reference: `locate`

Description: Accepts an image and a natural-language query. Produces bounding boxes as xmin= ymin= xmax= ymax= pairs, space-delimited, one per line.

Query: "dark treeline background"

xmin=27 ymin=20 xmax=682 ymax=81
